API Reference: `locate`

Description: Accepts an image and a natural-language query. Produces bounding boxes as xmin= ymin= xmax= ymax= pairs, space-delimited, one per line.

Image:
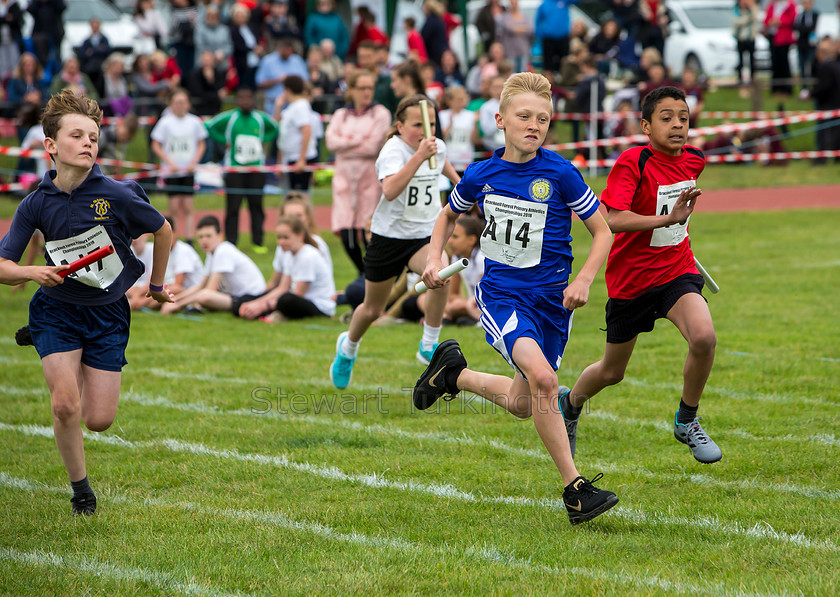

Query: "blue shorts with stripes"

xmin=29 ymin=289 xmax=131 ymax=372
xmin=475 ymin=281 xmax=573 ymax=376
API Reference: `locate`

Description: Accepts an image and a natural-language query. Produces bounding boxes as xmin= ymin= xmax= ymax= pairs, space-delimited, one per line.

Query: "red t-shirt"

xmin=602 ymin=144 xmax=705 ymax=299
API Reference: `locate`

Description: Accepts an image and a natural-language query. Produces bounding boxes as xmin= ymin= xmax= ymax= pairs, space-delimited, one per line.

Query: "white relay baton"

xmin=415 ymin=258 xmax=469 ymax=294
xmin=694 ymin=257 xmax=719 ymax=294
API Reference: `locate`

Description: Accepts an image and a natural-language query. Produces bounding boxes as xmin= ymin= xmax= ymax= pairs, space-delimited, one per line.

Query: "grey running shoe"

xmin=674 ymin=412 xmax=723 ymax=463
xmin=559 ymin=386 xmax=578 ymax=458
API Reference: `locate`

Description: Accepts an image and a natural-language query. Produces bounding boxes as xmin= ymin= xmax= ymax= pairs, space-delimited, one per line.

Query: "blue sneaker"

xmin=416 ymin=340 xmax=439 ymax=365
xmin=330 ymin=332 xmax=356 ymax=389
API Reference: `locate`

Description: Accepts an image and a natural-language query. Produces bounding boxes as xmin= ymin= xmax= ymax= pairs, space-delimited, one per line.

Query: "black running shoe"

xmin=15 ymin=325 xmax=32 ymax=347
xmin=70 ymin=492 xmax=97 ymax=516
xmin=562 ymin=473 xmax=618 ymax=525
xmin=412 ymin=339 xmax=467 ymax=410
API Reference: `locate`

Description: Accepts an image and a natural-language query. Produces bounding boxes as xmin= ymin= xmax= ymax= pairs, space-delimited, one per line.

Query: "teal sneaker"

xmin=330 ymin=332 xmax=356 ymax=389
xmin=674 ymin=412 xmax=722 ymax=463
xmin=416 ymin=340 xmax=439 ymax=365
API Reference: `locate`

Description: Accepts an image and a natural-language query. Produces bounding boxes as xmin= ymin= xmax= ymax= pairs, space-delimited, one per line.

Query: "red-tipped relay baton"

xmin=58 ymin=245 xmax=115 ymax=277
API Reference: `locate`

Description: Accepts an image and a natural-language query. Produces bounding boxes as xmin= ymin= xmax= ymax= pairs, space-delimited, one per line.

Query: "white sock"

xmin=342 ymin=336 xmax=360 ymax=358
xmin=421 ymin=324 xmax=441 ymax=351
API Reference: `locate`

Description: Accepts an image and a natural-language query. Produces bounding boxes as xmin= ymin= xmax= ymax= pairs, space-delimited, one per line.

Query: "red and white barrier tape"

xmin=550 ymin=109 xmax=813 ymax=121
xmin=569 ymin=149 xmax=840 ymax=168
xmin=545 ymin=108 xmax=840 ymax=151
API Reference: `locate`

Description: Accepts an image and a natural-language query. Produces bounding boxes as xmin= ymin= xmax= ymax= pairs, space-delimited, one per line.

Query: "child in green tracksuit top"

xmin=205 ymin=88 xmax=279 ymax=252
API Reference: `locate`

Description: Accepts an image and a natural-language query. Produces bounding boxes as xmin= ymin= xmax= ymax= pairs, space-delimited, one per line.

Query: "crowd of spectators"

xmin=0 ymin=0 xmax=838 ymax=194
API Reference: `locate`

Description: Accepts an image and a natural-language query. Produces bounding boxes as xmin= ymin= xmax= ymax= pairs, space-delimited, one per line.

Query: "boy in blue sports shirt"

xmin=414 ymin=72 xmax=618 ymax=525
xmin=0 ymin=90 xmax=174 ymax=516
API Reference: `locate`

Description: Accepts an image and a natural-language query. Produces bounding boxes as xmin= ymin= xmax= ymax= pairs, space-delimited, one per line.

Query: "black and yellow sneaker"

xmin=412 ymin=339 xmax=467 ymax=410
xmin=70 ymin=492 xmax=97 ymax=517
xmin=562 ymin=473 xmax=618 ymax=525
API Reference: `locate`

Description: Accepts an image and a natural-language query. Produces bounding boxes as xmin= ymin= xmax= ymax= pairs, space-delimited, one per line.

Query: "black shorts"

xmin=230 ymin=292 xmax=267 ymax=317
xmin=165 ymin=174 xmax=195 ymax=197
xmin=605 ymin=273 xmax=705 ymax=344
xmin=363 ymin=233 xmax=430 ymax=283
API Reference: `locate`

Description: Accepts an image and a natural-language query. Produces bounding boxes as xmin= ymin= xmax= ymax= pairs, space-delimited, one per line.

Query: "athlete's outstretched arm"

xmin=421 ymin=204 xmax=459 ymax=290
xmin=607 ymin=187 xmax=701 ymax=232
xmin=564 ymin=206 xmax=612 ymax=311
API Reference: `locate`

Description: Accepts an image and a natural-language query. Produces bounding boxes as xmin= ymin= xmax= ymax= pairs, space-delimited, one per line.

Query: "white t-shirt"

xmin=478 ymin=99 xmax=505 ymax=151
xmin=280 ymin=244 xmax=336 ymax=316
xmin=439 ymin=109 xmax=476 ymax=171
xmin=166 ymin=240 xmax=204 ymax=290
xmin=279 ymin=98 xmax=319 ymax=161
xmin=272 ymin=234 xmax=332 ymax=276
xmin=131 ymin=241 xmax=155 ymax=287
xmin=204 ymin=241 xmax=267 ymax=297
xmin=150 ymin=112 xmax=208 ymax=170
xmin=453 ymin=246 xmax=485 ymax=298
xmin=21 ymin=125 xmax=48 ymax=178
xmin=371 ymin=136 xmax=447 ymax=240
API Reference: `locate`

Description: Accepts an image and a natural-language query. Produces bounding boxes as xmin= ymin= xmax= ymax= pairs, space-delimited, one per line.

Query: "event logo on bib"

xmin=91 ymin=198 xmax=111 ymax=220
xmin=529 ymin=178 xmax=552 ymax=203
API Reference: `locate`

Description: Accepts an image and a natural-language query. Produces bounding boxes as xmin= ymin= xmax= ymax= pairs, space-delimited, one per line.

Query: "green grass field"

xmin=1 ymin=207 xmax=839 ymax=595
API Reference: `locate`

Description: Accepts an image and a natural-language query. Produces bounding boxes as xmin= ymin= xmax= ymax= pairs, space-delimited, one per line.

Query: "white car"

xmin=664 ymin=0 xmax=772 ymax=78
xmin=22 ymin=0 xmax=143 ymax=65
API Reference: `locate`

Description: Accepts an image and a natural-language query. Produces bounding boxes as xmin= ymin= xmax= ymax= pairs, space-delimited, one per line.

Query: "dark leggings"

xmin=339 ymin=228 xmax=368 ymax=275
xmin=225 ymin=171 xmax=266 ymax=246
xmin=276 ymin=293 xmax=328 ymax=319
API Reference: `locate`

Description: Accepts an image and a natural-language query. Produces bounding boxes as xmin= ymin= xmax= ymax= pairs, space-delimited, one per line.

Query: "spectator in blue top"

xmin=535 ymin=0 xmax=578 ymax=73
xmin=421 ymin=0 xmax=450 ymax=67
xmin=79 ymin=18 xmax=112 ymax=97
xmin=304 ymin=0 xmax=349 ymax=59
xmin=255 ymin=37 xmax=308 ymax=114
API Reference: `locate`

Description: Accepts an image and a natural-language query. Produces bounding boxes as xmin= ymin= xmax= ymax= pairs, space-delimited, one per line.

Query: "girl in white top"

xmin=150 ymin=89 xmax=207 ymax=243
xmin=241 ymin=217 xmax=336 ymax=321
xmin=330 ymin=94 xmax=461 ymax=389
xmin=275 ymin=75 xmax=319 ymax=192
xmin=239 ymin=195 xmax=334 ymax=320
xmin=438 ymin=86 xmax=476 ymax=175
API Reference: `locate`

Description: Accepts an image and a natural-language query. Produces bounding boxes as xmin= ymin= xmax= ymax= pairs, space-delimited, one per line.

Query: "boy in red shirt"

xmin=561 ymin=86 xmax=722 ymax=464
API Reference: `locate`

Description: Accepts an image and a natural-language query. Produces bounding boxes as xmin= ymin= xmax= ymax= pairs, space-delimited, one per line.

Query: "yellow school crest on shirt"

xmin=529 ymin=178 xmax=552 ymax=202
xmin=91 ymin=198 xmax=111 ymax=220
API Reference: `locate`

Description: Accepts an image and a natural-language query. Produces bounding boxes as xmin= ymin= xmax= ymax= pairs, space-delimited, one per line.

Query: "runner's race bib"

xmin=45 ymin=225 xmax=124 ymax=290
xmin=403 ymin=174 xmax=441 ymax=222
xmin=165 ymin=134 xmax=195 ymax=165
xmin=481 ymin=194 xmax=546 ymax=268
xmin=650 ymin=180 xmax=695 ymax=247
xmin=233 ymin=135 xmax=263 ymax=164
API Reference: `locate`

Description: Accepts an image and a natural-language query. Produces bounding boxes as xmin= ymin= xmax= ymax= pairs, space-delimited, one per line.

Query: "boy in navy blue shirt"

xmin=414 ymin=72 xmax=618 ymax=525
xmin=0 ymin=90 xmax=174 ymax=516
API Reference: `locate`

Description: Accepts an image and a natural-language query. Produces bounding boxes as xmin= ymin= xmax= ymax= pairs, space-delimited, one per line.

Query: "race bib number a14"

xmin=650 ymin=180 xmax=695 ymax=247
xmin=45 ymin=225 xmax=124 ymax=290
xmin=480 ymin=194 xmax=546 ymax=268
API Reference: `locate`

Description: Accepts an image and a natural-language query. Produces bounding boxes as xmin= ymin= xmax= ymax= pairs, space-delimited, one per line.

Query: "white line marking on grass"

xmin=0 ymin=473 xmax=774 ymax=597
xmin=7 ymin=386 xmax=838 ymax=499
xmin=2 ymin=422 xmax=837 ymax=554
xmin=119 ymin=390 xmax=840 ymax=500
xmin=0 ymin=544 xmax=244 ymax=597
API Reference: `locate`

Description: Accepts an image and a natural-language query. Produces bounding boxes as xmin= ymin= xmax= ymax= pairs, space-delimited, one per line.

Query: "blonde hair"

xmin=42 ymin=89 xmax=102 ymax=141
xmin=281 ymin=195 xmax=316 ymax=235
xmin=498 ymin=72 xmax=552 ymax=115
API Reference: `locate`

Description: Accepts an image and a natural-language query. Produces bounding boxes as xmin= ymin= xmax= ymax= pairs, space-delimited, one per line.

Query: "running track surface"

xmin=1 ymin=184 xmax=838 ymax=238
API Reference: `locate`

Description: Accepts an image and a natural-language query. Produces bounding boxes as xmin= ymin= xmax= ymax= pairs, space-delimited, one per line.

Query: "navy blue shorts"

xmin=475 ymin=281 xmax=573 ymax=376
xmin=29 ymin=290 xmax=131 ymax=372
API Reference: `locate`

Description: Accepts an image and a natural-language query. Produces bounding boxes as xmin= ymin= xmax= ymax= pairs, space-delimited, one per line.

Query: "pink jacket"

xmin=325 ymin=103 xmax=392 ymax=231
xmin=763 ymin=1 xmax=797 ymax=46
